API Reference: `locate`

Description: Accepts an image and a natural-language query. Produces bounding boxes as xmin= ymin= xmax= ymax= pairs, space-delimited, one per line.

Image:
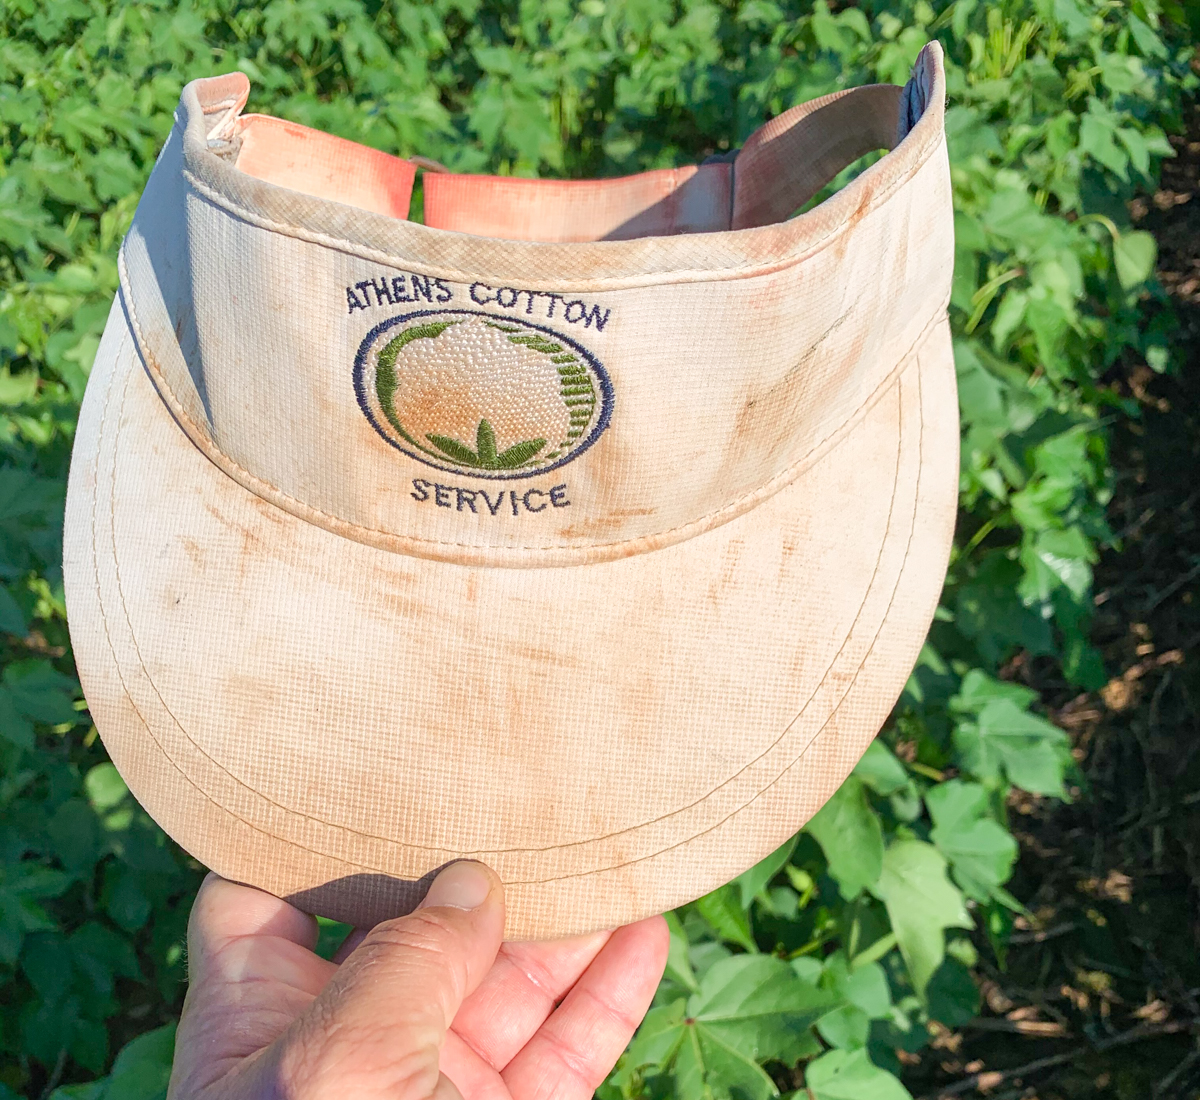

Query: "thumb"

xmin=267 ymin=861 xmax=504 ymax=1100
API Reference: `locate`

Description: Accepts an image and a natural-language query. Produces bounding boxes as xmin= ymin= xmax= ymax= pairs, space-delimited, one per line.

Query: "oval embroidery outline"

xmin=354 ymin=308 xmax=614 ymax=480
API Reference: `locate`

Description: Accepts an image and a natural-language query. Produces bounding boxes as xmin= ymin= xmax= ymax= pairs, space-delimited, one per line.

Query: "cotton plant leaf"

xmin=1112 ymin=229 xmax=1157 ymax=289
xmin=815 ymin=1002 xmax=872 ymax=1051
xmin=0 ymin=586 xmax=27 ymax=636
xmin=805 ymin=1048 xmax=915 ymax=1100
xmin=825 ymin=955 xmax=892 ymax=1017
xmin=1018 ymin=525 xmax=1096 ymax=605
xmin=953 ymin=697 xmax=1072 ymax=796
xmin=926 ymin=779 xmax=1019 ymax=902
xmin=0 ymin=689 xmax=34 ymax=749
xmin=871 ymin=839 xmax=971 ymax=999
xmin=625 ymin=955 xmax=831 ymax=1097
xmin=734 ymin=835 xmax=798 ymax=909
xmin=696 ymin=883 xmax=757 ymax=953
xmin=0 ymin=875 xmax=65 ymax=967
xmin=663 ymin=910 xmax=699 ymax=993
xmin=952 ymin=668 xmax=1039 ymax=712
xmin=925 ymin=955 xmax=982 ymax=1027
xmin=851 ymin=740 xmax=909 ymax=796
xmin=49 ymin=1024 xmax=176 ymax=1100
xmin=804 ymin=776 xmax=884 ymax=899
xmin=950 ymin=671 xmax=1073 ymax=795
xmin=0 ymin=659 xmax=80 ymax=746
xmin=83 ymin=763 xmax=129 ymax=814
xmin=692 ymin=954 xmax=830 ymax=1058
xmin=813 ymin=953 xmax=893 ymax=1050
xmin=674 ymin=1025 xmax=779 ymax=1100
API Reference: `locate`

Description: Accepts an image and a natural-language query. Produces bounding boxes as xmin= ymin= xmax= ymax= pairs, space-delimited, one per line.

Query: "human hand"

xmin=168 ymin=863 xmax=669 ymax=1100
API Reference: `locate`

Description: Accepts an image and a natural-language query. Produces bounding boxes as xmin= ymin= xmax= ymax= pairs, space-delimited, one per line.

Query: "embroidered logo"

xmin=354 ymin=309 xmax=612 ymax=480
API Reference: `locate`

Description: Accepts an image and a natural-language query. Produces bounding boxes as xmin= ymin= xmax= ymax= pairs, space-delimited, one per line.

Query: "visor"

xmin=63 ymin=43 xmax=957 ymax=938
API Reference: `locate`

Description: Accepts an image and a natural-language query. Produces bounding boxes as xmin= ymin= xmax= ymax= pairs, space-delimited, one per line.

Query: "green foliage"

xmin=624 ymin=956 xmax=830 ymax=1098
xmin=0 ymin=0 xmax=1192 ymax=1094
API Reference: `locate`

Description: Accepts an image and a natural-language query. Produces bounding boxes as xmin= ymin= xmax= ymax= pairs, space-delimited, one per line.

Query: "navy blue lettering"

xmin=521 ymin=290 xmax=538 ymax=314
xmin=410 ymin=479 xmax=571 ymax=515
xmin=347 ymin=286 xmax=367 ymax=313
xmin=370 ymin=277 xmax=393 ymax=305
xmin=434 ymin=278 xmax=454 ymax=303
xmin=392 ymin=275 xmax=412 ymax=302
xmin=544 ymin=292 xmax=563 ymax=318
xmin=410 ymin=274 xmax=433 ymax=302
xmin=470 ymin=282 xmax=495 ymax=304
xmin=496 ymin=286 xmax=519 ymax=309
xmin=564 ymin=300 xmax=586 ymax=324
xmin=583 ymin=303 xmax=611 ymax=330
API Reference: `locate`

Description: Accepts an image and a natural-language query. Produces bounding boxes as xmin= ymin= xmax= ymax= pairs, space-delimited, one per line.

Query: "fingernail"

xmin=419 ymin=861 xmax=492 ymax=911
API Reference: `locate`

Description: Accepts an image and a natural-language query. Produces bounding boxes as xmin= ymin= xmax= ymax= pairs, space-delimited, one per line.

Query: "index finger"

xmin=187 ymin=872 xmax=320 ymax=984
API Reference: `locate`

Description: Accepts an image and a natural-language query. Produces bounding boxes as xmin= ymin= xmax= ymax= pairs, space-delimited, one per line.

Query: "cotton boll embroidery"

xmin=354 ymin=309 xmax=613 ymax=480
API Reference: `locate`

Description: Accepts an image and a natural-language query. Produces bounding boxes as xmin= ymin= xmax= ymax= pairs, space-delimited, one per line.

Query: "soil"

xmin=900 ymin=105 xmax=1200 ymax=1100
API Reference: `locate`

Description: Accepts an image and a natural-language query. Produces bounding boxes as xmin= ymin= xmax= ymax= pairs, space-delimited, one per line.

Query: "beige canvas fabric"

xmin=63 ymin=42 xmax=958 ymax=939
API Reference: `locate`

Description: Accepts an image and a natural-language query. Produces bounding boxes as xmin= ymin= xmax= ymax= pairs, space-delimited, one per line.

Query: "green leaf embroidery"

xmin=494 ymin=436 xmax=547 ymax=468
xmin=475 ymin=418 xmax=498 ymax=466
xmin=425 ymin=420 xmax=547 ymax=470
xmin=424 ymin=434 xmax=482 ymax=467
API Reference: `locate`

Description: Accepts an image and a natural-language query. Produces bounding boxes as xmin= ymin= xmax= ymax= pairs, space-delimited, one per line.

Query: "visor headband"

xmin=118 ymin=46 xmax=950 ymax=567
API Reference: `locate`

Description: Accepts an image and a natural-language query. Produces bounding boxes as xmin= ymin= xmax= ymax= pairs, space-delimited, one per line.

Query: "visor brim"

xmin=64 ymin=297 xmax=958 ymax=938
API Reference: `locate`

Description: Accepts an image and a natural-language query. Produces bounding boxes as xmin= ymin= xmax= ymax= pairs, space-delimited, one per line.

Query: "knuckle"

xmin=579 ymin=981 xmax=643 ymax=1034
xmin=364 ymin=909 xmax=461 ymax=959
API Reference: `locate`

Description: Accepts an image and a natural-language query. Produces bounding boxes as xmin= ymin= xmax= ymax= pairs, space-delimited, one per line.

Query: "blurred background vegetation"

xmin=0 ymin=0 xmax=1198 ymax=1097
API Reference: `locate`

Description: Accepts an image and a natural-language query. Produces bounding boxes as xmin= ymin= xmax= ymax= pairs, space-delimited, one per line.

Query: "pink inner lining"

xmin=232 ymin=84 xmax=902 ymax=243
xmin=236 ymin=115 xmax=416 ymax=220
